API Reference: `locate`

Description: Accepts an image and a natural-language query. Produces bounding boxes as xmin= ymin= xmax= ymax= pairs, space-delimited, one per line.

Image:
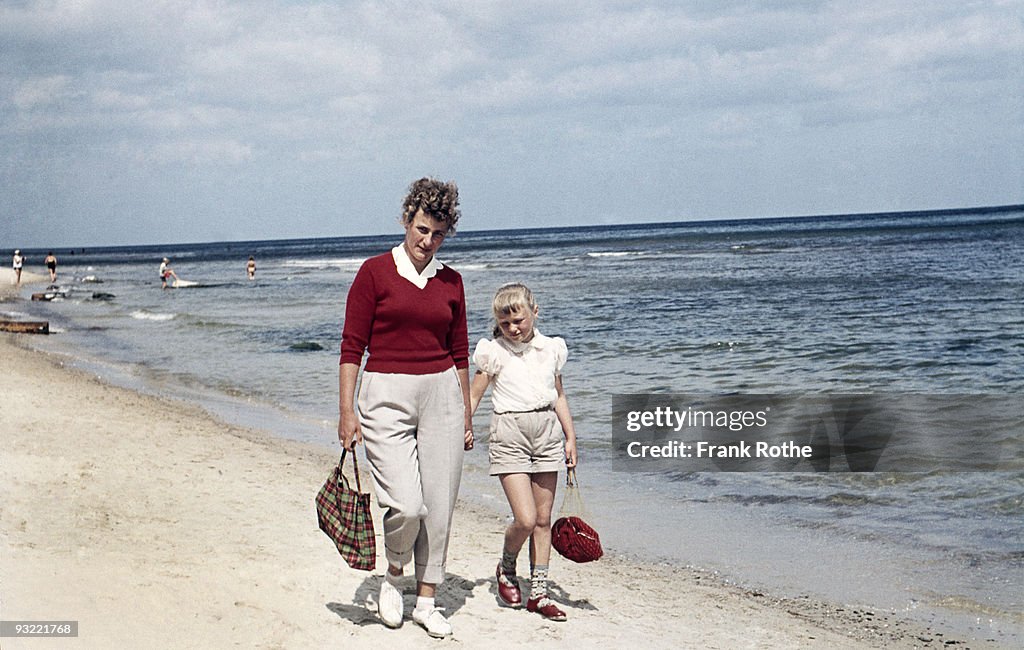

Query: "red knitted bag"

xmin=551 ymin=468 xmax=603 ymax=563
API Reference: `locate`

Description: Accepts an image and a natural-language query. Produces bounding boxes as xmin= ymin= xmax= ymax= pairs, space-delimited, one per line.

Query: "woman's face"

xmin=403 ymin=209 xmax=448 ymax=272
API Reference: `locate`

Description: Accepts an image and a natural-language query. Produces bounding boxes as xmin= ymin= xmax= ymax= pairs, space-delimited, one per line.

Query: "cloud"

xmin=6 ymin=2 xmax=1016 ymax=141
xmin=91 ymin=87 xmax=150 ymax=110
xmin=123 ymin=138 xmax=253 ymax=165
xmin=1 ymin=1 xmax=1021 ymax=245
xmin=12 ymin=75 xmax=74 ymax=110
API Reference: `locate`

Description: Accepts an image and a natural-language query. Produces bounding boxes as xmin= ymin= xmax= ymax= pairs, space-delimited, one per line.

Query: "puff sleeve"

xmin=472 ymin=338 xmax=504 ymax=376
xmin=553 ymin=336 xmax=568 ymax=374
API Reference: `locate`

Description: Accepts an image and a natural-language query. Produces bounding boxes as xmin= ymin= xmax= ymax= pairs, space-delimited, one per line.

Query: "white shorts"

xmin=488 ymin=409 xmax=564 ymax=475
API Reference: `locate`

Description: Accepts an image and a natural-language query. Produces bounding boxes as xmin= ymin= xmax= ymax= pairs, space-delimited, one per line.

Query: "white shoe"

xmin=412 ymin=606 xmax=452 ymax=638
xmin=378 ymin=578 xmax=404 ymax=628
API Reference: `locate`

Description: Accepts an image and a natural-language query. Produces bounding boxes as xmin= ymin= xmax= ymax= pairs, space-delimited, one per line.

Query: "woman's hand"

xmin=464 ymin=428 xmax=475 ymax=451
xmin=338 ymin=410 xmax=362 ymax=450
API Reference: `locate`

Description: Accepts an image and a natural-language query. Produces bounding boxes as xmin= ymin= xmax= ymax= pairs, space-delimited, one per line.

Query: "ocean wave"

xmin=929 ymin=593 xmax=1024 ymax=622
xmin=131 ymin=310 xmax=176 ymax=322
xmin=729 ymin=243 xmax=785 ymax=253
xmin=279 ymin=258 xmax=366 ymax=270
xmin=586 ymin=250 xmax=642 ymax=258
xmin=981 ymin=491 xmax=1024 ymax=516
xmin=181 ymin=316 xmax=241 ymax=329
xmin=707 ymin=490 xmax=898 ymax=511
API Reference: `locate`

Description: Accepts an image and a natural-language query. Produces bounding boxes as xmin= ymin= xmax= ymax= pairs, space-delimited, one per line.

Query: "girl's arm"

xmin=469 ymin=370 xmax=492 ymax=416
xmin=553 ymin=375 xmax=578 ymax=468
xmin=466 ymin=370 xmax=493 ymax=452
xmin=458 ymin=366 xmax=474 ymax=451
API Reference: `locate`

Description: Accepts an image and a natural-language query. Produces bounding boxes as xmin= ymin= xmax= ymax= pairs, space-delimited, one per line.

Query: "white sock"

xmin=531 ymin=564 xmax=549 ymax=598
xmin=414 ymin=596 xmax=435 ymax=613
xmin=385 ymin=570 xmax=402 ymax=587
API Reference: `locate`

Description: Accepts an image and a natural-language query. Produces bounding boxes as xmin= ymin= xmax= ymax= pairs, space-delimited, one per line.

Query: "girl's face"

xmin=496 ymin=305 xmax=537 ymax=343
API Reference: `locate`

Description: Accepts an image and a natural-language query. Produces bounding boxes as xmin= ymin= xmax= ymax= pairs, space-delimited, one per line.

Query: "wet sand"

xmin=0 ymin=335 xmax=986 ymax=649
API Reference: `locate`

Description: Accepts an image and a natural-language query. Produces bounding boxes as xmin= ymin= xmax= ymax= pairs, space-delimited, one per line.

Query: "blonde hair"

xmin=491 ymin=283 xmax=537 ymax=338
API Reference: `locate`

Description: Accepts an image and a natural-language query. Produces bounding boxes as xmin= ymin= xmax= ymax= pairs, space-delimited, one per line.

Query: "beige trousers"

xmin=357 ymin=367 xmax=465 ymax=584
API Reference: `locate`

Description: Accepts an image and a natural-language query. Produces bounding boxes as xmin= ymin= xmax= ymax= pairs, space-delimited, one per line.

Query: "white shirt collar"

xmin=498 ymin=328 xmax=547 ymax=355
xmin=391 ymin=245 xmax=443 ymax=289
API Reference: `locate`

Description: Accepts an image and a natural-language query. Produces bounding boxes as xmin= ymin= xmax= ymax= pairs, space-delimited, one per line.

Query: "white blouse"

xmin=391 ymin=245 xmax=443 ymax=289
xmin=473 ymin=330 xmax=567 ymax=413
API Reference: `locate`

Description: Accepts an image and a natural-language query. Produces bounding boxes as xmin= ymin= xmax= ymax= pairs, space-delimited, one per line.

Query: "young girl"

xmin=470 ymin=283 xmax=578 ymax=621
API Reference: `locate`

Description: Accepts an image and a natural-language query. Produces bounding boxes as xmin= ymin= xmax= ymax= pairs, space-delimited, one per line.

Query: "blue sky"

xmin=2 ymin=1 xmax=1022 ymax=247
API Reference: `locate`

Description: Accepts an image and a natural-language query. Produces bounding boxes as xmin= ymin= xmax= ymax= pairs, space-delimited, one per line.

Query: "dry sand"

xmin=0 ymin=268 xmax=48 ymax=302
xmin=0 ymin=335 xmax=979 ymax=649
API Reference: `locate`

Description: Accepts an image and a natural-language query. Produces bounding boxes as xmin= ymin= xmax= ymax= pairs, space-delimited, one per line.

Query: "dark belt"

xmin=494 ymin=405 xmax=554 ymax=415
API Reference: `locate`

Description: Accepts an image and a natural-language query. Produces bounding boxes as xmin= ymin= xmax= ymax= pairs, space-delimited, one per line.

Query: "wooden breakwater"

xmin=0 ymin=320 xmax=49 ymax=335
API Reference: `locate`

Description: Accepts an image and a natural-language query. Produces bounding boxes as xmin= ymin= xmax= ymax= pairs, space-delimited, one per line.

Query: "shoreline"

xmin=0 ymin=268 xmax=49 ymax=302
xmin=0 ymin=334 xmax=999 ymax=648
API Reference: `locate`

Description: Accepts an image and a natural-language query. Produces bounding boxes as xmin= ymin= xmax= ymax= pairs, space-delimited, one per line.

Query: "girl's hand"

xmin=463 ymin=412 xmax=475 ymax=450
xmin=338 ymin=411 xmax=362 ymax=450
xmin=565 ymin=438 xmax=577 ymax=468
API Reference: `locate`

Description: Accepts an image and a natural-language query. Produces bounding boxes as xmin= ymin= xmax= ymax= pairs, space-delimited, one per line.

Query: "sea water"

xmin=9 ymin=206 xmax=1023 ymax=643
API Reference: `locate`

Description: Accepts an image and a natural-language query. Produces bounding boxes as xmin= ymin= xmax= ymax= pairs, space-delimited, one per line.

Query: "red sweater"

xmin=340 ymin=252 xmax=469 ymax=374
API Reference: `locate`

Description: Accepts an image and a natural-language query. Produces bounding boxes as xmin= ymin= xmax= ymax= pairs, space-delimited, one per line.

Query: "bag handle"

xmin=340 ymin=448 xmax=364 ymax=493
xmin=558 ymin=467 xmax=589 ymax=519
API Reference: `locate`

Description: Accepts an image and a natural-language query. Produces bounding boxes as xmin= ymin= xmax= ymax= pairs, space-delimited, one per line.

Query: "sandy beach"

xmin=0 ymin=334 xmax=997 ymax=649
xmin=0 ymin=268 xmax=48 ymax=301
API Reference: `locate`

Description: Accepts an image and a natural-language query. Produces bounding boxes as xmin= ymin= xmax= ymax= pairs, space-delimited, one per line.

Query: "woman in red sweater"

xmin=338 ymin=178 xmax=474 ymax=639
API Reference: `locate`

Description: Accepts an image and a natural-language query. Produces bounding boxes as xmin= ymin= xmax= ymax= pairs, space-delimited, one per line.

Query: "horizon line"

xmin=7 ymin=202 xmax=1022 ymax=252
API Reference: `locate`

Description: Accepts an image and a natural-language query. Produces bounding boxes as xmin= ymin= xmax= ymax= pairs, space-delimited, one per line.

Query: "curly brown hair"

xmin=401 ymin=177 xmax=461 ymax=233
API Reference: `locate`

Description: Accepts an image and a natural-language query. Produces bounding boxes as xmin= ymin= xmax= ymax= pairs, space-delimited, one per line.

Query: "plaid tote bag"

xmin=315 ymin=449 xmax=376 ymax=571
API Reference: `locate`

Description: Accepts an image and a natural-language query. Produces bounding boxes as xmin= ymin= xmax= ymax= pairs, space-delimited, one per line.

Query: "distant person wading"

xmin=44 ymin=252 xmax=57 ymax=283
xmin=12 ymin=250 xmax=24 ymax=285
xmin=159 ymin=258 xmax=178 ymax=289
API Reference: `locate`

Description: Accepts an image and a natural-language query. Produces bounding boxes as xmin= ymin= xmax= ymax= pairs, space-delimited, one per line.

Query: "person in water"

xmin=159 ymin=258 xmax=178 ymax=289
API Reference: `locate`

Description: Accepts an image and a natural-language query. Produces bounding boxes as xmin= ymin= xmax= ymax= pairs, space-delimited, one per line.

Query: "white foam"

xmin=279 ymin=258 xmax=366 ymax=270
xmin=131 ymin=310 xmax=176 ymax=322
xmin=586 ymin=251 xmax=641 ymax=258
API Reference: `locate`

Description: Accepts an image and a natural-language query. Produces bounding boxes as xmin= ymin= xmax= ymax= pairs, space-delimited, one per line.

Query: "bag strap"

xmin=558 ymin=467 xmax=589 ymax=519
xmin=340 ymin=448 xmax=364 ymax=493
